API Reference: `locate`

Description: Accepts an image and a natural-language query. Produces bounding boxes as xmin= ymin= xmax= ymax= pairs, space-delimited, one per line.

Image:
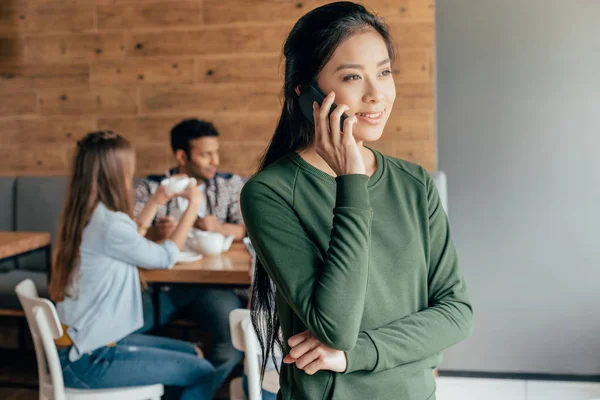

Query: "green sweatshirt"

xmin=241 ymin=149 xmax=472 ymax=400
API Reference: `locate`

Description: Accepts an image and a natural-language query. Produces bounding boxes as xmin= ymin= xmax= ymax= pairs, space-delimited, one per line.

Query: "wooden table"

xmin=143 ymin=242 xmax=252 ymax=285
xmin=0 ymin=231 xmax=51 ymax=271
xmin=143 ymin=242 xmax=252 ymax=328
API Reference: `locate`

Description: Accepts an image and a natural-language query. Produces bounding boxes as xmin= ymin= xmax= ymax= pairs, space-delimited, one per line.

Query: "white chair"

xmin=15 ymin=279 xmax=164 ymax=400
xmin=229 ymin=309 xmax=280 ymax=400
xmin=432 ymin=170 xmax=449 ymax=215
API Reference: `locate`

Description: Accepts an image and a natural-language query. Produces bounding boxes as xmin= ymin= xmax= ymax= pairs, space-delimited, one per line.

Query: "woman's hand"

xmin=180 ymin=178 xmax=203 ymax=205
xmin=313 ymin=92 xmax=365 ymax=176
xmin=151 ymin=184 xmax=174 ymax=206
xmin=283 ymin=330 xmax=347 ymax=375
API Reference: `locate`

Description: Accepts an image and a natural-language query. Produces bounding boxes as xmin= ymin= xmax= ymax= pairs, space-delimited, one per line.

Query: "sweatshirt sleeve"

xmin=345 ymin=173 xmax=473 ymax=373
xmin=241 ymin=174 xmax=372 ymax=351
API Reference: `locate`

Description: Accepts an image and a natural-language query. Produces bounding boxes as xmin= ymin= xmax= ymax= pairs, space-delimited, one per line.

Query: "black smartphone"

xmin=299 ymin=82 xmax=349 ymax=132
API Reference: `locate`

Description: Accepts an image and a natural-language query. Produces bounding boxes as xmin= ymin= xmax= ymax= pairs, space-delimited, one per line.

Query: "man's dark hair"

xmin=170 ymin=119 xmax=219 ymax=157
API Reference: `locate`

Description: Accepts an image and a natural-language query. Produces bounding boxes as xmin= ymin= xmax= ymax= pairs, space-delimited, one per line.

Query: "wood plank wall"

xmin=0 ymin=0 xmax=435 ymax=177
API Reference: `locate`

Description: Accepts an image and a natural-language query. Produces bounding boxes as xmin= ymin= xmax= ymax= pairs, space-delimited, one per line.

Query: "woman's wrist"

xmin=188 ymin=197 xmax=202 ymax=209
xmin=148 ymin=194 xmax=162 ymax=207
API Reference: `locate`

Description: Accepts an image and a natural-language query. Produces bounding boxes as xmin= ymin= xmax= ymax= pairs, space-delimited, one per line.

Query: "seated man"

xmin=138 ymin=118 xmax=246 ymax=241
xmin=134 ymin=118 xmax=246 ymax=390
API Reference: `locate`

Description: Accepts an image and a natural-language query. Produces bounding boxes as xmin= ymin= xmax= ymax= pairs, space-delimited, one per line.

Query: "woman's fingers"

xmin=287 ymin=330 xmax=310 ymax=347
xmin=312 ymin=101 xmax=321 ymax=144
xmin=294 ymin=346 xmax=322 ymax=370
xmin=283 ymin=354 xmax=296 ymax=364
xmin=302 ymin=358 xmax=325 ymax=375
xmin=288 ymin=336 xmax=320 ymax=360
xmin=329 ymin=104 xmax=350 ymax=145
xmin=311 ymin=90 xmax=366 ymax=175
xmin=342 ymin=114 xmax=358 ymax=143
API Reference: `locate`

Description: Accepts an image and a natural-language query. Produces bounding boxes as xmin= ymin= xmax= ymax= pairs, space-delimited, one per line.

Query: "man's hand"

xmin=155 ymin=216 xmax=176 ymax=240
xmin=283 ymin=330 xmax=347 ymax=375
xmin=196 ymin=215 xmax=222 ymax=233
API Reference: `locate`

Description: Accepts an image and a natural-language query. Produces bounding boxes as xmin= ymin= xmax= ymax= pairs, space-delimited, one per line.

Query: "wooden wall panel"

xmin=0 ymin=117 xmax=96 ymax=144
xmin=0 ymin=145 xmax=68 ymax=175
xmin=25 ymin=33 xmax=127 ymax=63
xmin=91 ymin=59 xmax=195 ymax=84
xmin=0 ymin=63 xmax=90 ymax=91
xmin=99 ymin=113 xmax=278 ymax=143
xmin=128 ymin=25 xmax=291 ymax=57
xmin=140 ymin=83 xmax=282 ymax=114
xmin=0 ymin=90 xmax=37 ymax=116
xmin=203 ymin=0 xmax=315 ymax=24
xmin=388 ymin=21 xmax=435 ymax=48
xmin=0 ymin=2 xmax=27 ymax=33
xmin=360 ymin=0 xmax=434 ymax=20
xmin=0 ymin=0 xmax=436 ymax=177
xmin=195 ymin=55 xmax=283 ymax=84
xmin=39 ymin=87 xmax=138 ymax=116
xmin=97 ymin=1 xmax=202 ymax=30
xmin=0 ymin=36 xmax=26 ymax=63
xmin=394 ymin=50 xmax=431 ymax=83
xmin=20 ymin=3 xmax=95 ymax=34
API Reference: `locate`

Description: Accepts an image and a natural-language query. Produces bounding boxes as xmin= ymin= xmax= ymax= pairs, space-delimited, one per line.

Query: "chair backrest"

xmin=230 ymin=309 xmax=264 ymax=400
xmin=15 ymin=279 xmax=66 ymax=400
xmin=432 ymin=170 xmax=449 ymax=216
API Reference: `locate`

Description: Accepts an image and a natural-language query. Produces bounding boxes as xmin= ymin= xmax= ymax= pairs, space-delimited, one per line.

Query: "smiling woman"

xmin=241 ymin=2 xmax=473 ymax=400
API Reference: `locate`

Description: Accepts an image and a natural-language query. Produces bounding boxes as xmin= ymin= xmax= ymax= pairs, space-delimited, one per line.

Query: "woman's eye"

xmin=343 ymin=74 xmax=361 ymax=81
xmin=380 ymin=69 xmax=393 ymax=77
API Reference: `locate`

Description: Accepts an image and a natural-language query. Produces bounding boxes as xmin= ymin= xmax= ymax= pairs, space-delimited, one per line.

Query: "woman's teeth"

xmin=356 ymin=111 xmax=384 ymax=124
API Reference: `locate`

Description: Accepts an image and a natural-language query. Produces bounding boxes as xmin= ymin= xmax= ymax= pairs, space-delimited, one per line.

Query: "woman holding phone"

xmin=240 ymin=2 xmax=473 ymax=399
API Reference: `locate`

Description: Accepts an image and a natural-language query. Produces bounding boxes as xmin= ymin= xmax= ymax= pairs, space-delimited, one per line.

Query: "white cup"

xmin=161 ymin=176 xmax=195 ymax=195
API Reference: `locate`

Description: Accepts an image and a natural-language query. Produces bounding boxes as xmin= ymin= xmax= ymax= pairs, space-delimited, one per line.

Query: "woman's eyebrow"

xmin=334 ymin=58 xmax=391 ymax=72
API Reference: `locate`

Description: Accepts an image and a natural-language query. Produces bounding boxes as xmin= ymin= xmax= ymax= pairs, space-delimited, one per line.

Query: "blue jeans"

xmin=139 ymin=285 xmax=244 ymax=390
xmin=59 ymin=334 xmax=216 ymax=400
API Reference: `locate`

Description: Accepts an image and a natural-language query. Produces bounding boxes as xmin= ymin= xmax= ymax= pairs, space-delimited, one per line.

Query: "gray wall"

xmin=436 ymin=0 xmax=600 ymax=375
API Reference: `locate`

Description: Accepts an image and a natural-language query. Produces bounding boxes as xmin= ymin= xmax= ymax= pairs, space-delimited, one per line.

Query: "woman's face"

xmin=317 ymin=29 xmax=396 ymax=143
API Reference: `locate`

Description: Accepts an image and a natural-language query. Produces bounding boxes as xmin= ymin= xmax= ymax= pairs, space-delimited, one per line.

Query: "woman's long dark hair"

xmin=250 ymin=1 xmax=396 ymax=378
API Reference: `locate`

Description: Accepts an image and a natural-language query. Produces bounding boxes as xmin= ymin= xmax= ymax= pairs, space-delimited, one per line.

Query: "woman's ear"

xmin=295 ymin=85 xmax=301 ymax=96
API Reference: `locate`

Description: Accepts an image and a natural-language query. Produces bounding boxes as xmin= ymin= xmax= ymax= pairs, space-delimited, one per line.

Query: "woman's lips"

xmin=355 ymin=110 xmax=385 ymax=125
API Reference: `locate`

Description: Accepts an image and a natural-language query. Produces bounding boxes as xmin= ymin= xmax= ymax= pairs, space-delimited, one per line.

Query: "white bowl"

xmin=187 ymin=230 xmax=235 ymax=256
xmin=161 ymin=176 xmax=194 ymax=195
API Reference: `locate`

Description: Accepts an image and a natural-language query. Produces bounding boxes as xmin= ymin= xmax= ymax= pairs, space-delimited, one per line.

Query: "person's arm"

xmin=136 ymin=196 xmax=161 ymax=235
xmin=344 ymin=174 xmax=473 ymax=373
xmin=241 ymin=174 xmax=372 ymax=351
xmin=134 ymin=179 xmax=166 ymax=241
xmin=104 ymin=212 xmax=179 ymax=270
xmin=194 ymin=215 xmax=246 ymax=240
xmin=105 ymin=181 xmax=203 ymax=269
xmin=219 ymin=223 xmax=246 ymax=241
xmin=225 ymin=175 xmax=247 ymax=241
